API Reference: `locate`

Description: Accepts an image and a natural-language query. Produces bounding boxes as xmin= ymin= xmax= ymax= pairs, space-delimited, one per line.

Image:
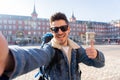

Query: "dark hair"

xmin=50 ymin=12 xmax=69 ymax=24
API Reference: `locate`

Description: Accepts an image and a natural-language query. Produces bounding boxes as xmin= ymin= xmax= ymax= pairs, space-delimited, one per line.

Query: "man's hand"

xmin=0 ymin=32 xmax=9 ymax=76
xmin=86 ymin=40 xmax=97 ymax=59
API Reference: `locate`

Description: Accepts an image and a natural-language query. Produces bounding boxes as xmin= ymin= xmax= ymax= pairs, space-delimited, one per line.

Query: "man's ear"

xmin=68 ymin=25 xmax=71 ymax=33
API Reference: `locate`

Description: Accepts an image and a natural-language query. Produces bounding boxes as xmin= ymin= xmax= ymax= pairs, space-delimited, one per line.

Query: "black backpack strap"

xmin=0 ymin=74 xmax=9 ymax=80
xmin=75 ymin=49 xmax=82 ymax=76
xmin=38 ymin=46 xmax=57 ymax=80
xmin=43 ymin=47 xmax=57 ymax=75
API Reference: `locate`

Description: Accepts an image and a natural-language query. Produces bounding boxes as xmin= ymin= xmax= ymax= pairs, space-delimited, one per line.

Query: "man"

xmin=0 ymin=12 xmax=105 ymax=80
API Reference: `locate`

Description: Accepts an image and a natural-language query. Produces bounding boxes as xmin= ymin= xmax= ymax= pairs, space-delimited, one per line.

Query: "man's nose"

xmin=57 ymin=28 xmax=63 ymax=34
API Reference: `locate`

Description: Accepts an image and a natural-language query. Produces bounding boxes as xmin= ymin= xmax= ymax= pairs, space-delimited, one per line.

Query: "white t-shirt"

xmin=62 ymin=46 xmax=71 ymax=64
xmin=62 ymin=46 xmax=69 ymax=55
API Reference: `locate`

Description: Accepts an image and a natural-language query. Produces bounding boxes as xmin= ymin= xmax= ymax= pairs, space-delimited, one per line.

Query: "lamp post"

xmin=85 ymin=21 xmax=90 ymax=45
xmin=85 ymin=21 xmax=95 ymax=45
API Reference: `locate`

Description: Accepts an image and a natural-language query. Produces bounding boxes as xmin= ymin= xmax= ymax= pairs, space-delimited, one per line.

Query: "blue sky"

xmin=0 ymin=0 xmax=120 ymax=22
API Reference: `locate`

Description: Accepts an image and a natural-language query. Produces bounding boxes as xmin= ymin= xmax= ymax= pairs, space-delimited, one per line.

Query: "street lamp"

xmin=85 ymin=21 xmax=95 ymax=45
xmin=85 ymin=21 xmax=90 ymax=45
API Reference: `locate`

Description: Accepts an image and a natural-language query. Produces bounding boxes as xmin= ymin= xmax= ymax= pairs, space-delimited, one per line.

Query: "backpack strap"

xmin=0 ymin=74 xmax=9 ymax=80
xmin=38 ymin=46 xmax=57 ymax=80
xmin=44 ymin=47 xmax=58 ymax=73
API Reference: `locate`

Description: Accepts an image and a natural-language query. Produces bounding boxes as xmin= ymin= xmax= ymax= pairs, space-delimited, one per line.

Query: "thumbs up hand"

xmin=85 ymin=40 xmax=97 ymax=59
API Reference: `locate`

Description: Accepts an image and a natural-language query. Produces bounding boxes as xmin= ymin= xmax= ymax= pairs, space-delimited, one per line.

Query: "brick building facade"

xmin=0 ymin=5 xmax=120 ymax=45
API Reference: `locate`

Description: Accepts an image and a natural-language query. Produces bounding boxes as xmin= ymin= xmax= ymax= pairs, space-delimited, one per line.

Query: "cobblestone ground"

xmin=13 ymin=45 xmax=120 ymax=80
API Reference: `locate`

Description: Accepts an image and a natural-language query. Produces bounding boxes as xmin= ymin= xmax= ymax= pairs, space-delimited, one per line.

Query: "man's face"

xmin=50 ymin=20 xmax=70 ymax=46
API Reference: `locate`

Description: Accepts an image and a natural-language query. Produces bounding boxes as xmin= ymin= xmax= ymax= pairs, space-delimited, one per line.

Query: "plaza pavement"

xmin=13 ymin=45 xmax=120 ymax=80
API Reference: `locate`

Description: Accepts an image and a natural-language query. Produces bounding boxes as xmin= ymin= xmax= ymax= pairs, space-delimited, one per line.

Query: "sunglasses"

xmin=50 ymin=25 xmax=68 ymax=33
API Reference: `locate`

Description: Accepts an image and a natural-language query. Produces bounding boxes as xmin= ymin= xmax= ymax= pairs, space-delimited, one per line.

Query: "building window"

xmin=25 ymin=26 xmax=28 ymax=30
xmin=28 ymin=32 xmax=31 ymax=35
xmin=13 ymin=25 xmax=16 ymax=30
xmin=38 ymin=22 xmax=41 ymax=25
xmin=38 ymin=27 xmax=41 ymax=30
xmin=38 ymin=32 xmax=41 ymax=35
xmin=8 ymin=20 xmax=12 ymax=24
xmin=33 ymin=32 xmax=36 ymax=35
xmin=3 ymin=20 xmax=7 ymax=24
xmin=18 ymin=26 xmax=22 ymax=30
xmin=4 ymin=25 xmax=7 ymax=30
xmin=24 ymin=21 xmax=27 ymax=25
xmin=18 ymin=21 xmax=22 ymax=24
xmin=47 ymin=27 xmax=49 ymax=30
xmin=9 ymin=25 xmax=12 ymax=30
xmin=42 ymin=27 xmax=45 ymax=30
xmin=13 ymin=20 xmax=16 ymax=24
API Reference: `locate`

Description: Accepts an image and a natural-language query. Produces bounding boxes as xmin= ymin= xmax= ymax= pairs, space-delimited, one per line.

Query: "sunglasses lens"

xmin=51 ymin=27 xmax=59 ymax=33
xmin=60 ymin=25 xmax=68 ymax=32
